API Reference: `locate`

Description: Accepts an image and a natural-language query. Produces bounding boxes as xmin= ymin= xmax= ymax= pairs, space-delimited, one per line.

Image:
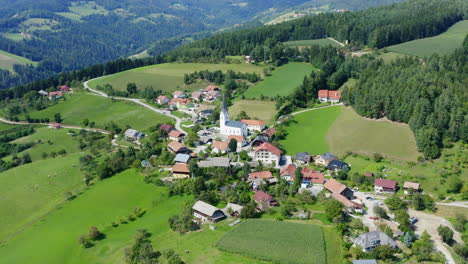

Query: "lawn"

xmin=283 ymin=38 xmax=341 ymax=48
xmin=0 ymin=153 xmax=83 ymax=241
xmin=25 ymin=94 xmax=171 ymax=132
xmin=386 ymin=20 xmax=468 ymax=57
xmin=88 ymin=63 xmax=265 ymax=93
xmin=327 ymin=106 xmax=420 ymax=161
xmin=216 ymin=219 xmax=326 ymax=264
xmin=280 ymin=106 xmax=342 ymax=155
xmin=0 ymin=49 xmax=37 ymax=71
xmin=229 ymin=100 xmax=277 ymax=124
xmin=244 ymin=63 xmax=314 ymax=98
xmin=0 ymin=123 xmax=17 ymax=132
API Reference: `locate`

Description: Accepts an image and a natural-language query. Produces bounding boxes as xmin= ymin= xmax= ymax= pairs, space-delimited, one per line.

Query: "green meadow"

xmin=1 ymin=33 xmax=23 ymax=41
xmin=327 ymin=106 xmax=420 ymax=161
xmin=0 ymin=49 xmax=37 ymax=71
xmin=229 ymin=100 xmax=277 ymax=124
xmin=281 ymin=106 xmax=342 ymax=155
xmin=387 ymin=20 xmax=468 ymax=57
xmin=25 ymin=94 xmax=171 ymax=131
xmin=244 ymin=63 xmax=314 ymax=98
xmin=283 ymin=38 xmax=341 ymax=48
xmin=88 ymin=63 xmax=265 ymax=93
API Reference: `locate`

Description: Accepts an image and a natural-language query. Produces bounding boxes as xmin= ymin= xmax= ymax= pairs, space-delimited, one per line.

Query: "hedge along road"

xmin=83 ymin=77 xmax=187 ymax=134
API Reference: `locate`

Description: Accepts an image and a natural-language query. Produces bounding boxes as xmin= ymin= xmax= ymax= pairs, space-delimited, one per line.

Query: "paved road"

xmin=436 ymin=201 xmax=468 ymax=209
xmin=327 ymin=37 xmax=345 ymax=47
xmin=83 ymin=78 xmax=187 ymax=134
xmin=0 ymin=117 xmax=111 ymax=134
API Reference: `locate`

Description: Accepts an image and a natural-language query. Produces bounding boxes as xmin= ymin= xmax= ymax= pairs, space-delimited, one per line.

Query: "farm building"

xmin=160 ymin=124 xmax=174 ymax=133
xmin=222 ymin=203 xmax=243 ymax=217
xmin=262 ymin=127 xmax=276 ymax=139
xmin=167 ymin=140 xmax=191 ymax=154
xmin=124 ymin=129 xmax=144 ymax=141
xmin=192 ymin=200 xmax=225 ymax=223
xmin=204 ymin=85 xmax=220 ymax=92
xmin=38 ymin=90 xmax=48 ymax=96
xmin=250 ymin=135 xmax=269 ymax=147
xmin=253 ymin=191 xmax=278 ymax=210
xmin=171 ymin=164 xmax=190 ymax=179
xmin=191 ymin=91 xmax=203 ymax=101
xmin=51 ymin=123 xmax=62 ymax=129
xmin=48 ymin=91 xmax=63 ymax=100
xmin=324 ymin=178 xmax=362 ymax=212
xmin=374 ymin=179 xmax=397 ymax=193
xmin=59 ymin=85 xmax=71 ymax=92
xmin=241 ymin=119 xmax=266 ymax=132
xmin=353 ymin=231 xmax=397 ymax=252
xmin=253 ymin=142 xmax=281 ymax=166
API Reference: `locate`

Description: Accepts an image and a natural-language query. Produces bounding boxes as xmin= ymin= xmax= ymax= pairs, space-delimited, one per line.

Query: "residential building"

xmin=48 ymin=91 xmax=63 ymax=100
xmin=403 ymin=181 xmax=420 ymax=194
xmin=172 ymin=163 xmax=190 ymax=179
xmin=248 ymin=171 xmax=273 ymax=181
xmin=199 ymin=109 xmax=214 ymax=119
xmin=353 ymin=231 xmax=397 ymax=252
xmin=295 ymin=152 xmax=312 ymax=164
xmin=172 ymin=91 xmax=186 ymax=98
xmin=222 ymin=203 xmax=243 ymax=217
xmin=374 ymin=179 xmax=397 ymax=193
xmin=262 ymin=127 xmax=276 ymax=139
xmin=324 ymin=178 xmax=362 ymax=212
xmin=241 ymin=119 xmax=266 ymax=132
xmin=315 ymin=152 xmax=338 ymax=166
xmin=220 ymin=95 xmax=247 ymax=136
xmin=174 ymin=153 xmax=191 ymax=164
xmin=327 ymin=160 xmax=350 ymax=172
xmin=204 ymin=85 xmax=219 ymax=92
xmin=250 ymin=135 xmax=269 ymax=147
xmin=191 ymin=91 xmax=203 ymax=101
xmin=169 ymin=98 xmax=194 ymax=109
xmin=254 ymin=142 xmax=281 ymax=166
xmin=227 ymin=135 xmax=248 ymax=148
xmin=192 ymin=200 xmax=225 ymax=223
xmin=168 ymin=130 xmax=185 ymax=142
xmin=318 ymin=90 xmax=341 ymax=103
xmin=156 ymin=95 xmax=170 ymax=104
xmin=124 ymin=129 xmax=144 ymax=141
xmin=38 ymin=90 xmax=48 ymax=96
xmin=253 ymin=191 xmax=278 ymax=210
xmin=141 ymin=160 xmax=151 ymax=168
xmin=301 ymin=167 xmax=325 ymax=186
xmin=160 ymin=124 xmax=174 ymax=133
xmin=198 ymin=157 xmax=230 ymax=168
xmin=59 ymin=85 xmax=71 ymax=92
xmin=280 ymin=164 xmax=297 ymax=182
xmin=167 ymin=140 xmax=190 ymax=154
xmin=212 ymin=141 xmax=229 ymax=154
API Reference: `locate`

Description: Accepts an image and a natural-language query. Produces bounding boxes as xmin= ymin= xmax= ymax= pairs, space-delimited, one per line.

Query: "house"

xmin=403 ymin=181 xmax=420 ymax=194
xmin=227 ymin=135 xmax=248 ymax=148
xmin=301 ymin=167 xmax=325 ymax=186
xmin=192 ymin=200 xmax=225 ymax=223
xmin=324 ymin=178 xmax=354 ymax=199
xmin=124 ymin=129 xmax=144 ymax=141
xmin=250 ymin=135 xmax=269 ymax=147
xmin=253 ymin=191 xmax=278 ymax=210
xmin=198 ymin=157 xmax=230 ymax=168
xmin=38 ymin=90 xmax=48 ymax=96
xmin=280 ymin=164 xmax=297 ymax=182
xmin=254 ymin=142 xmax=281 ymax=166
xmin=199 ymin=109 xmax=214 ymax=119
xmin=295 ymin=152 xmax=312 ymax=164
xmin=168 ymin=130 xmax=185 ymax=141
xmin=204 ymin=91 xmax=221 ymax=102
xmin=262 ymin=127 xmax=276 ymax=139
xmin=48 ymin=91 xmax=63 ymax=100
xmin=212 ymin=141 xmax=229 ymax=154
xmin=315 ymin=152 xmax=338 ymax=166
xmin=169 ymin=98 xmax=194 ymax=109
xmin=327 ymin=160 xmax=350 ymax=172
xmin=241 ymin=119 xmax=266 ymax=132
xmin=172 ymin=91 xmax=186 ymax=98
xmin=156 ymin=95 xmax=170 ymax=104
xmin=248 ymin=171 xmax=273 ymax=181
xmin=191 ymin=91 xmax=203 ymax=101
xmin=172 ymin=163 xmax=190 ymax=179
xmin=174 ymin=153 xmax=191 ymax=164
xmin=353 ymin=231 xmax=397 ymax=252
xmin=318 ymin=90 xmax=341 ymax=103
xmin=250 ymin=178 xmax=266 ymax=190
xmin=244 ymin=55 xmax=251 ymax=63
xmin=204 ymin=85 xmax=219 ymax=92
xmin=352 ymin=260 xmax=378 ymax=264
xmin=51 ymin=123 xmax=62 ymax=129
xmin=168 ymin=140 xmax=191 ymax=154
xmin=222 ymin=203 xmax=244 ymax=217
xmin=59 ymin=85 xmax=71 ymax=92
xmin=374 ymin=179 xmax=397 ymax=193
xmin=160 ymin=124 xmax=174 ymax=133
xmin=363 ymin=172 xmax=374 ymax=177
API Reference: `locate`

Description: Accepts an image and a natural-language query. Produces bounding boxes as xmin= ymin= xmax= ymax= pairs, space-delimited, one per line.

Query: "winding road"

xmin=0 ymin=117 xmax=111 ymax=134
xmin=83 ymin=78 xmax=187 ymax=134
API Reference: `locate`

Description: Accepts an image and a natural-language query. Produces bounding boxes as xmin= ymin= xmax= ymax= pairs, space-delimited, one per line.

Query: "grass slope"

xmin=387 ymin=20 xmax=468 ymax=57
xmin=229 ymin=100 xmax=277 ymax=124
xmin=216 ymin=219 xmax=326 ymax=264
xmin=284 ymin=39 xmax=341 ymax=48
xmin=0 ymin=49 xmax=37 ymax=70
xmin=88 ymin=63 xmax=265 ymax=93
xmin=26 ymin=94 xmax=171 ymax=131
xmin=244 ymin=63 xmax=314 ymax=98
xmin=0 ymin=153 xmax=83 ymax=241
xmin=281 ymin=106 xmax=342 ymax=155
xmin=328 ymin=106 xmax=420 ymax=161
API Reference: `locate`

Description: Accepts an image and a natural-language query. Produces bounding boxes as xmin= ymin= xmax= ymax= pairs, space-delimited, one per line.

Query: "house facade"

xmin=192 ymin=200 xmax=225 ymax=223
xmin=374 ymin=179 xmax=397 ymax=193
xmin=156 ymin=95 xmax=170 ymax=104
xmin=318 ymin=90 xmax=341 ymax=103
xmin=172 ymin=91 xmax=186 ymax=98
xmin=253 ymin=191 xmax=278 ymax=210
xmin=254 ymin=142 xmax=281 ymax=166
xmin=172 ymin=164 xmax=190 ymax=179
xmin=240 ymin=119 xmax=266 ymax=132
xmin=315 ymin=152 xmax=338 ymax=166
xmin=169 ymin=130 xmax=185 ymax=142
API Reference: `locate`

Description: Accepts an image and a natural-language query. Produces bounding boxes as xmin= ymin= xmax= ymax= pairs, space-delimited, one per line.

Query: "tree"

xmin=324 ymin=199 xmax=344 ymax=222
xmin=126 ymin=83 xmax=137 ymax=95
xmin=228 ymin=138 xmax=237 ymax=153
xmin=236 ymin=111 xmax=250 ymax=120
xmin=385 ymin=195 xmax=406 ymax=211
xmin=124 ymin=229 xmax=160 ymax=264
xmin=374 ymin=205 xmax=389 ymax=219
xmin=437 ymin=225 xmax=454 ymax=245
xmin=292 ymin=166 xmax=303 ymax=193
xmin=404 ymin=231 xmax=414 ymax=247
xmin=88 ymin=226 xmax=103 ymax=241
xmin=240 ymin=202 xmax=257 ymax=219
xmin=54 ymin=113 xmax=62 ymax=123
xmin=394 ymin=209 xmax=410 ymax=232
xmin=371 ymin=245 xmax=396 ymax=260
xmin=412 ymin=231 xmax=433 ymax=262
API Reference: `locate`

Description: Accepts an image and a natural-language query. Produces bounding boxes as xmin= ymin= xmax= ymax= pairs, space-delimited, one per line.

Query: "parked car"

xmin=369 ymin=216 xmax=377 ymax=220
xmin=410 ymin=216 xmax=418 ymax=224
xmin=366 ymin=197 xmax=374 ymax=201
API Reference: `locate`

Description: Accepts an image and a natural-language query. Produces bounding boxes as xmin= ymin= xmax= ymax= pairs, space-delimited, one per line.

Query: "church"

xmin=220 ymin=95 xmax=248 ymax=136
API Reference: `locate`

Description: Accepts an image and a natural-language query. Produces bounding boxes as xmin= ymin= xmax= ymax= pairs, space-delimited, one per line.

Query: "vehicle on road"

xmin=410 ymin=216 xmax=418 ymax=224
xmin=369 ymin=216 xmax=377 ymax=220
xmin=366 ymin=197 xmax=374 ymax=200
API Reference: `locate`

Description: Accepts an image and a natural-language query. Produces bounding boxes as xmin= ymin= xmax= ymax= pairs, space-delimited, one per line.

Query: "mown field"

xmin=283 ymin=38 xmax=341 ymax=48
xmin=328 ymin=106 xmax=420 ymax=161
xmin=25 ymin=94 xmax=171 ymax=131
xmin=280 ymin=106 xmax=342 ymax=155
xmin=216 ymin=219 xmax=326 ymax=264
xmin=88 ymin=63 xmax=265 ymax=93
xmin=0 ymin=49 xmax=37 ymax=70
xmin=386 ymin=20 xmax=468 ymax=57
xmin=244 ymin=63 xmax=314 ymax=98
xmin=229 ymin=100 xmax=277 ymax=124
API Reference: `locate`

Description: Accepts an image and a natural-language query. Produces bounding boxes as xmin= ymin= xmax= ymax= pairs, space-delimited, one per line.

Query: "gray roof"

xmin=192 ymin=200 xmax=222 ymax=216
xmin=199 ymin=157 xmax=230 ymax=168
xmin=225 ymin=120 xmax=245 ymax=129
xmin=352 ymin=260 xmax=378 ymax=264
xmin=224 ymin=203 xmax=243 ymax=214
xmin=321 ymin=152 xmax=337 ymax=161
xmin=296 ymin=152 xmax=310 ymax=160
xmin=353 ymin=231 xmax=397 ymax=249
xmin=124 ymin=129 xmax=144 ymax=139
xmin=174 ymin=154 xmax=191 ymax=163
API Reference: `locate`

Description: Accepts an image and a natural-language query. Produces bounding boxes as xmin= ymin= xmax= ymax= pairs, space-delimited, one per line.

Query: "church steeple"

xmin=220 ymin=92 xmax=229 ymax=128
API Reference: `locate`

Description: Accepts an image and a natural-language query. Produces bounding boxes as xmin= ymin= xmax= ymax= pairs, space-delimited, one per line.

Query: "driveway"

xmin=436 ymin=201 xmax=468 ymax=209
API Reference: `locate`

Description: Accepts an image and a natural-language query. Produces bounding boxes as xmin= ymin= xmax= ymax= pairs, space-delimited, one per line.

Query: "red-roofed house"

xmin=254 ymin=142 xmax=281 ymax=166
xmin=172 ymin=91 xmax=186 ymax=99
xmin=191 ymin=91 xmax=203 ymax=101
xmin=374 ymin=179 xmax=397 ymax=193
xmin=301 ymin=167 xmax=325 ymax=186
xmin=204 ymin=85 xmax=219 ymax=92
xmin=241 ymin=119 xmax=266 ymax=132
xmin=318 ymin=90 xmax=341 ymax=103
xmin=227 ymin=135 xmax=247 ymax=148
xmin=172 ymin=164 xmax=190 ymax=179
xmin=248 ymin=171 xmax=273 ymax=181
xmin=156 ymin=95 xmax=170 ymax=104
xmin=253 ymin=191 xmax=278 ymax=210
xmin=280 ymin=164 xmax=297 ymax=182
xmin=51 ymin=123 xmax=62 ymax=129
xmin=160 ymin=124 xmax=174 ymax=133
xmin=212 ymin=141 xmax=229 ymax=154
xmin=59 ymin=85 xmax=71 ymax=92
xmin=168 ymin=130 xmax=185 ymax=142
xmin=169 ymin=98 xmax=194 ymax=109
xmin=262 ymin=127 xmax=276 ymax=138
xmin=48 ymin=91 xmax=63 ymax=100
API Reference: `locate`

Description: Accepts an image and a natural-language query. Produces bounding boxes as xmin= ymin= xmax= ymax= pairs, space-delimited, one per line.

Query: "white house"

xmin=254 ymin=142 xmax=281 ymax=166
xmin=241 ymin=119 xmax=266 ymax=132
xmin=220 ymin=95 xmax=247 ymax=136
xmin=192 ymin=201 xmax=225 ymax=223
xmin=318 ymin=90 xmax=341 ymax=103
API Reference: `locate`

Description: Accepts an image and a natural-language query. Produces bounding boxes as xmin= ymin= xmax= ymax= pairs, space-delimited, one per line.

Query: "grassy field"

xmin=0 ymin=123 xmax=17 ymax=132
xmin=1 ymin=33 xmax=23 ymax=41
xmin=22 ymin=18 xmax=59 ymax=31
xmin=378 ymin=51 xmax=407 ymax=64
xmin=386 ymin=20 xmax=468 ymax=57
xmin=328 ymin=106 xmax=420 ymax=161
xmin=244 ymin=63 xmax=314 ymax=98
xmin=229 ymin=100 xmax=277 ymax=124
xmin=0 ymin=153 xmax=83 ymax=241
xmin=88 ymin=63 xmax=265 ymax=93
xmin=283 ymin=39 xmax=341 ymax=48
xmin=25 ymin=94 xmax=171 ymax=132
xmin=216 ymin=219 xmax=326 ymax=264
xmin=280 ymin=106 xmax=342 ymax=155
xmin=0 ymin=49 xmax=37 ymax=70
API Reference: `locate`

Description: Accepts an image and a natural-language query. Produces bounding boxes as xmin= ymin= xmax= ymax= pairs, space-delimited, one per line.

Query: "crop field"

xmin=229 ymin=100 xmax=277 ymax=124
xmin=216 ymin=219 xmax=326 ymax=264
xmin=327 ymin=106 xmax=419 ymax=161
xmin=244 ymin=63 xmax=314 ymax=98
xmin=25 ymin=94 xmax=171 ymax=131
xmin=88 ymin=63 xmax=265 ymax=93
xmin=280 ymin=106 xmax=342 ymax=155
xmin=0 ymin=153 xmax=83 ymax=241
xmin=386 ymin=20 xmax=468 ymax=57
xmin=0 ymin=49 xmax=37 ymax=70
xmin=283 ymin=38 xmax=341 ymax=48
